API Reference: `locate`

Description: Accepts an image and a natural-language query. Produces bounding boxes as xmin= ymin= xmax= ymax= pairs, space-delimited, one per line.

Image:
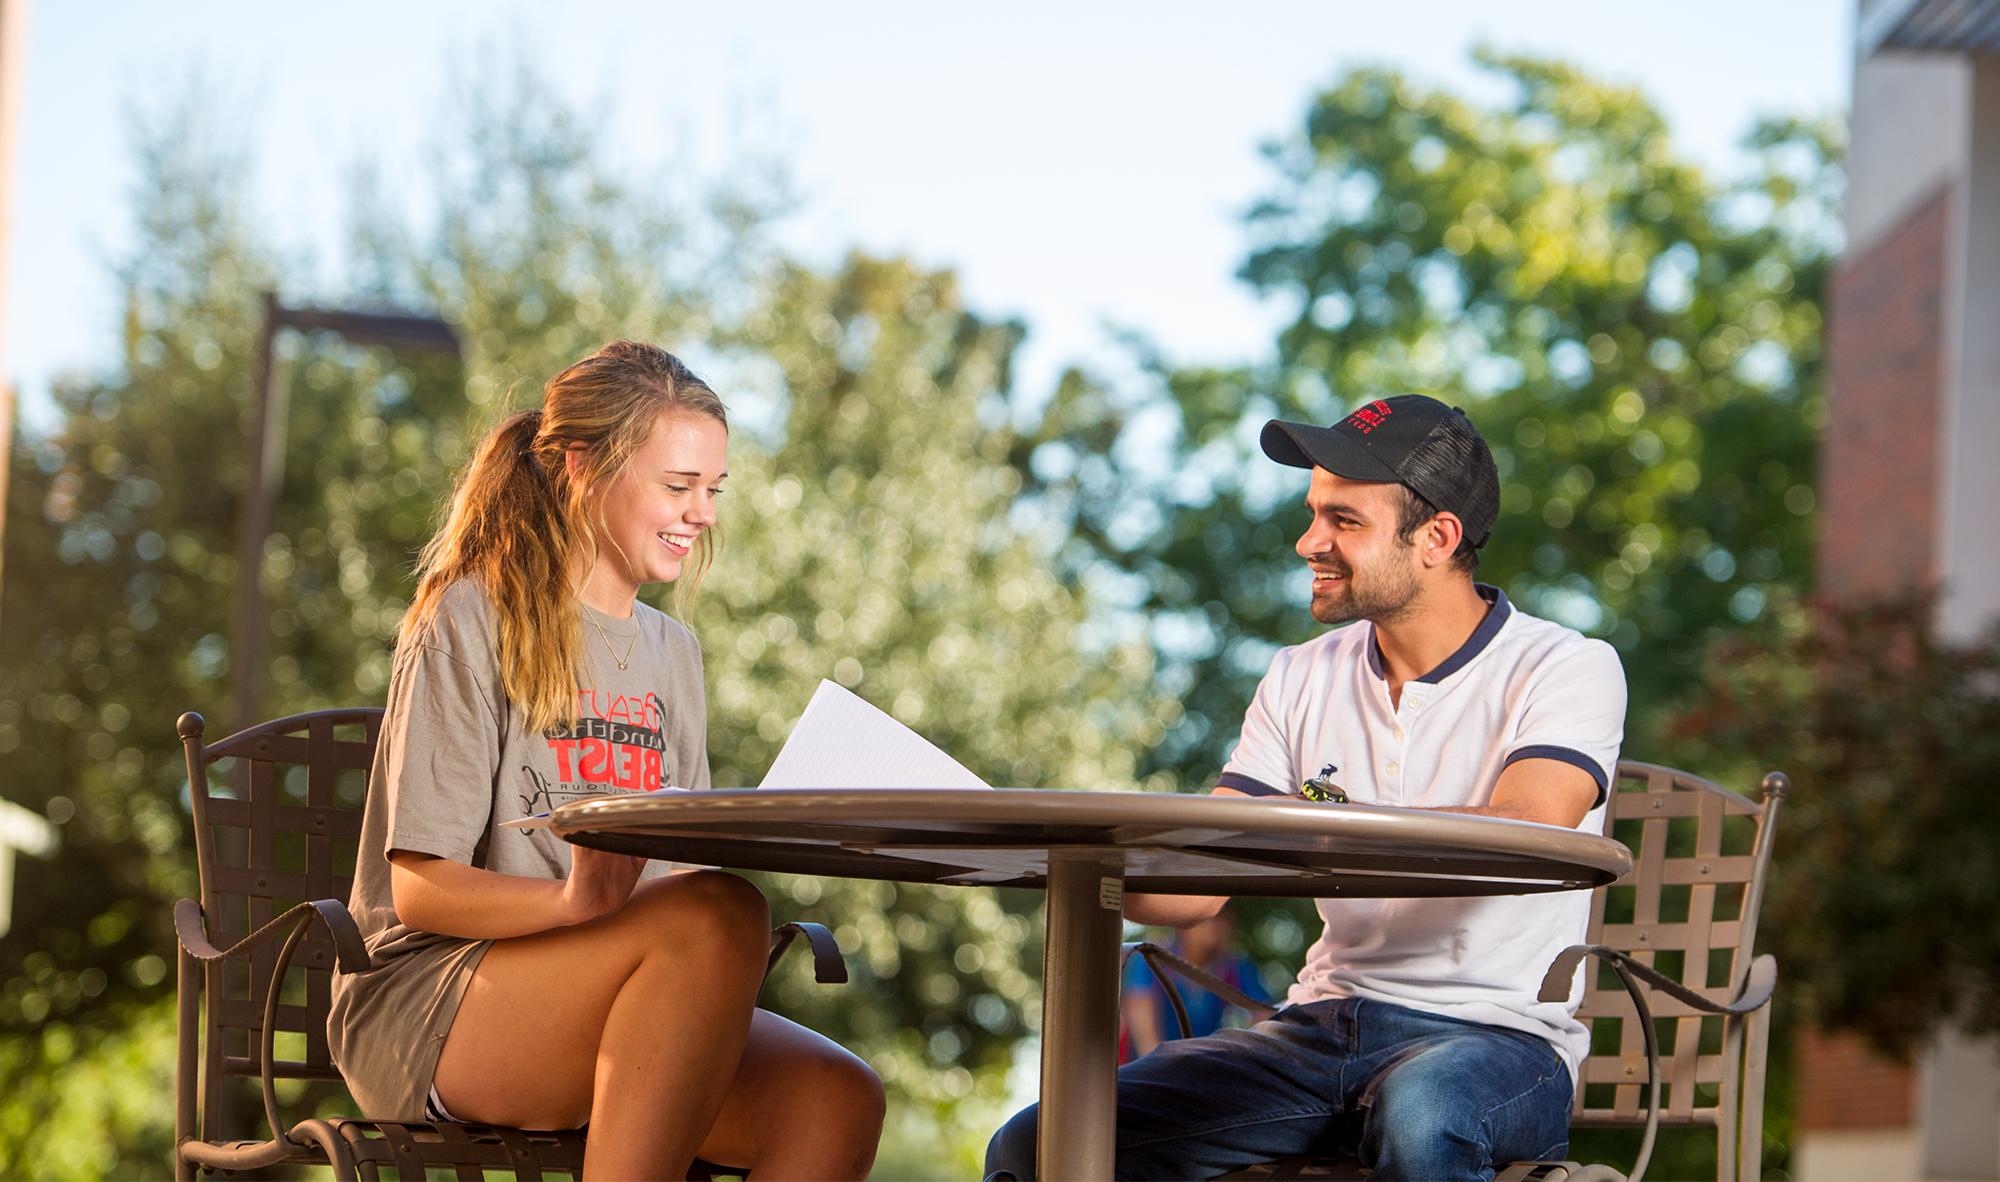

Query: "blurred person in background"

xmin=988 ymin=395 xmax=1625 ymax=1182
xmin=328 ymin=341 xmax=884 ymax=1180
xmin=1118 ymin=907 xmax=1270 ymax=1062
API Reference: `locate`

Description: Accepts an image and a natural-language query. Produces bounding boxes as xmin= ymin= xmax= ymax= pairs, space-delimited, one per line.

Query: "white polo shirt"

xmin=1216 ymin=585 xmax=1626 ymax=1079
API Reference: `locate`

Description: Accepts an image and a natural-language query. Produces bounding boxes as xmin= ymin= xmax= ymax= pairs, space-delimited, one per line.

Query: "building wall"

xmin=1935 ymin=61 xmax=2000 ymax=644
xmin=1817 ymin=181 xmax=1950 ymax=603
xmin=1800 ymin=27 xmax=2000 ymax=1181
xmin=1842 ymin=47 xmax=1969 ymax=252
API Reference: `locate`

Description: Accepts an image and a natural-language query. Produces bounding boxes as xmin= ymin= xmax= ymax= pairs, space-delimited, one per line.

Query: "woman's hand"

xmin=560 ymin=843 xmax=647 ymax=925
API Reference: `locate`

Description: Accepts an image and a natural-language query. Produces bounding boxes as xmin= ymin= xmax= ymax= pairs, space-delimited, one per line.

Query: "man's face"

xmin=1294 ymin=468 xmax=1423 ymax=626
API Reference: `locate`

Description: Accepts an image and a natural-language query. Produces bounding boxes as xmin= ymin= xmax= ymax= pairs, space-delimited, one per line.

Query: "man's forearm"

xmin=1121 ymin=785 xmax=1246 ymax=927
xmin=1122 ymin=891 xmax=1228 ymax=928
xmin=1430 ymin=802 xmax=1553 ymax=823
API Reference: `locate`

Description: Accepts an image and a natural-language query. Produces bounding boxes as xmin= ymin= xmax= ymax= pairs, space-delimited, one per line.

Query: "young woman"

xmin=329 ymin=341 xmax=884 ymax=1179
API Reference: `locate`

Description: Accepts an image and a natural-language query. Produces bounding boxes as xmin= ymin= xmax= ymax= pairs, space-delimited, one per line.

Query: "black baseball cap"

xmin=1260 ymin=395 xmax=1501 ymax=549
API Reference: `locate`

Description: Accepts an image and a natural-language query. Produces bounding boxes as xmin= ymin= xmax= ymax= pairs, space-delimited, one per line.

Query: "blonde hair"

xmin=402 ymin=340 xmax=727 ymax=733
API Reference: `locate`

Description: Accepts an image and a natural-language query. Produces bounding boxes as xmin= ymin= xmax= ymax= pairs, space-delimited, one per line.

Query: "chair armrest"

xmin=1539 ymin=945 xmax=1664 ymax=1182
xmin=1120 ymin=941 xmax=1278 ymax=1041
xmin=1534 ymin=947 xmax=1775 ymax=1182
xmin=1538 ymin=946 xmax=1775 ymax=1017
xmin=174 ymin=897 xmax=371 ymax=975
xmin=767 ymin=921 xmax=847 ymax=984
xmin=173 ymin=896 xmax=372 ymax=1162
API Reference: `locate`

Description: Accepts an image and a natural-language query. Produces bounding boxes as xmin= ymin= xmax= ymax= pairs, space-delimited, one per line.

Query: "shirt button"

xmin=1386 ymin=762 xmax=1401 ymax=776
xmin=1393 ymin=728 xmax=1405 ymax=740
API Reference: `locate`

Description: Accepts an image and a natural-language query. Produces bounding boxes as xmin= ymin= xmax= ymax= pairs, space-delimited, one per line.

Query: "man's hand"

xmin=1123 ymin=891 xmax=1230 ymax=928
xmin=1121 ymin=785 xmax=1245 ymax=927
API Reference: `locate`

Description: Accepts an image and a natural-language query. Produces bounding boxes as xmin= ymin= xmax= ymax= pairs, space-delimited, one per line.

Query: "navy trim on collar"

xmin=1418 ymin=584 xmax=1511 ymax=683
xmin=1368 ymin=584 xmax=1512 ymax=684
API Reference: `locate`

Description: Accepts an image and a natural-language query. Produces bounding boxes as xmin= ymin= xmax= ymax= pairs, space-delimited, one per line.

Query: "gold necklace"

xmin=583 ymin=608 xmax=639 ymax=671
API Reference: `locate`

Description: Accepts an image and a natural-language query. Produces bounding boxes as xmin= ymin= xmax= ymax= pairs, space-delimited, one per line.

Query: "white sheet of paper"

xmin=759 ymin=679 xmax=990 ymax=790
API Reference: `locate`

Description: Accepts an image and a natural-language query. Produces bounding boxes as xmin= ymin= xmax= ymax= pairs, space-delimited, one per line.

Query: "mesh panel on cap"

xmin=1392 ymin=415 xmax=1500 ymax=547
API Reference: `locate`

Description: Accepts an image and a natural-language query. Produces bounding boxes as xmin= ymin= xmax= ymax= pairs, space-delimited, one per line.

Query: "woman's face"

xmin=587 ymin=409 xmax=728 ymax=595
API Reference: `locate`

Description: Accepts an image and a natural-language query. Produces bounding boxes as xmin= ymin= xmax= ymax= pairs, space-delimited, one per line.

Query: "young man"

xmin=986 ymin=395 xmax=1626 ymax=1181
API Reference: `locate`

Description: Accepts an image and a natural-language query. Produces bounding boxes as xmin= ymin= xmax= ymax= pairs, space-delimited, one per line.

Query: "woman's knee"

xmin=794 ymin=1043 xmax=887 ymax=1133
xmin=835 ymin=1058 xmax=887 ymax=1144
xmin=846 ymin=1055 xmax=887 ymax=1129
xmin=670 ymin=867 xmax=770 ymax=922
xmin=624 ymin=871 xmax=771 ymax=959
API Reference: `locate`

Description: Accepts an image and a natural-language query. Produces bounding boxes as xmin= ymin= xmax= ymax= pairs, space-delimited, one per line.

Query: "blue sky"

xmin=6 ymin=2 xmax=1851 ymax=430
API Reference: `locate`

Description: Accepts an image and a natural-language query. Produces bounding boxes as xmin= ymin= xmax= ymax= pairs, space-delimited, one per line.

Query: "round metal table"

xmin=550 ymin=788 xmax=1632 ymax=1181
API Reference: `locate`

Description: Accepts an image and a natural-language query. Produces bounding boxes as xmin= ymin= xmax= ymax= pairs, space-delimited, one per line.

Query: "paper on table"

xmin=759 ymin=679 xmax=990 ymax=790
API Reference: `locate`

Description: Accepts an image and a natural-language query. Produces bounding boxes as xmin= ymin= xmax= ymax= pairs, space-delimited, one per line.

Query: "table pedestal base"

xmin=1038 ymin=852 xmax=1125 ymax=1180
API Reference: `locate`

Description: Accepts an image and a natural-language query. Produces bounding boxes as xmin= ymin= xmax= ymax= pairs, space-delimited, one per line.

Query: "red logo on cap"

xmin=1345 ymin=400 xmax=1393 ymax=435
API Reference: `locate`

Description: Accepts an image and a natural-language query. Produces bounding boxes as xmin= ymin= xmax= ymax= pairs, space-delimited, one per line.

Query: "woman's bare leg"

xmin=431 ymin=870 xmax=772 ymax=1177
xmin=693 ymin=1009 xmax=886 ymax=1179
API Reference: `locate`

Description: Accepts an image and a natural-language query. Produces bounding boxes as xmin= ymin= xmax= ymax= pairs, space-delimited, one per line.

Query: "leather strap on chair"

xmin=1541 ymin=947 xmax=1662 ymax=1182
xmin=172 ymin=896 xmax=374 ymax=1168
xmin=1494 ymin=1161 xmax=1611 ymax=1181
xmin=1534 ymin=946 xmax=1776 ymax=1182
xmin=1120 ymin=941 xmax=1277 ymax=1040
xmin=1122 ymin=942 xmax=1192 ymax=1038
xmin=1537 ymin=944 xmax=1777 ymax=1017
xmin=767 ymin=921 xmax=848 ymax=984
xmin=173 ymin=896 xmax=371 ymax=974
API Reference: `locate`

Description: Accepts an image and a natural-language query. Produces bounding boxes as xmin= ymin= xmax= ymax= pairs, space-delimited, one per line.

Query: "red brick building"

xmin=1795 ymin=2 xmax=2000 ymax=1177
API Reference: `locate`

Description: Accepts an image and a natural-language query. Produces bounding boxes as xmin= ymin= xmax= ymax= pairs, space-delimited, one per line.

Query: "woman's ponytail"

xmin=399 ymin=344 xmax=725 ymax=735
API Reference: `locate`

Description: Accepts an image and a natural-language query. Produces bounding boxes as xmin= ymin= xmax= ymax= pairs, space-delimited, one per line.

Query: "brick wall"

xmin=1797 ymin=1027 xmax=1917 ymax=1130
xmin=1796 ymin=182 xmax=1953 ymax=1134
xmin=1817 ymin=183 xmax=1952 ymax=603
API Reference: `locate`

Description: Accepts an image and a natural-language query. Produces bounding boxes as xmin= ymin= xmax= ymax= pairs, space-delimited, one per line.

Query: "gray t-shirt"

xmin=328 ymin=579 xmax=711 ymax=1119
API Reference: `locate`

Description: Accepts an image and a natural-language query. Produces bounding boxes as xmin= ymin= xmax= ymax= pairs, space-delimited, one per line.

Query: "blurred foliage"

xmin=1020 ymin=49 xmax=1841 ymax=776
xmin=0 ymin=65 xmax=1156 ymax=1176
xmin=0 ymin=995 xmax=176 ymax=1178
xmin=706 ymin=253 xmax=1166 ymax=1143
xmin=1030 ymin=52 xmax=1841 ymax=1179
xmin=1681 ymin=596 xmax=2000 ymax=1055
xmin=0 ymin=46 xmax=1853 ymax=1182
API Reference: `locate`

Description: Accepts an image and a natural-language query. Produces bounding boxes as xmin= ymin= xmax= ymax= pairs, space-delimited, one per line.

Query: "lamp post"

xmin=0 ymin=798 xmax=55 ymax=939
xmin=0 ymin=0 xmax=26 ymax=637
xmin=230 ymin=293 xmax=459 ymax=731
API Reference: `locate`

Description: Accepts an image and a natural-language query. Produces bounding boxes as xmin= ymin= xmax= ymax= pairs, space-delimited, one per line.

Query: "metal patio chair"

xmin=1151 ymin=760 xmax=1788 ymax=1182
xmin=171 ymin=707 xmax=845 ymax=1181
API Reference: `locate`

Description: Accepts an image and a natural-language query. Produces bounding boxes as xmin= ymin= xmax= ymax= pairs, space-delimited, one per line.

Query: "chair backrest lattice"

xmin=1572 ymin=759 xmax=1780 ymax=1134
xmin=180 ymin=708 xmax=382 ymax=1140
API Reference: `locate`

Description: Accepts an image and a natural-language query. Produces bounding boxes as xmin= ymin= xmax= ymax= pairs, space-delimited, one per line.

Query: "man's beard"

xmin=1309 ymin=552 xmax=1422 ymax=626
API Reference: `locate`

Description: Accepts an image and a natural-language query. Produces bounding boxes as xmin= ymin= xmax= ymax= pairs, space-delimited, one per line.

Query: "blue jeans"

xmin=986 ymin=997 xmax=1572 ymax=1182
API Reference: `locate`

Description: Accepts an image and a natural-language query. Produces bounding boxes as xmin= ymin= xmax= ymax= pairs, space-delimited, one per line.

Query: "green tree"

xmin=1024 ymin=50 xmax=1840 ymax=777
xmin=699 ymin=254 xmax=1167 ymax=1175
xmin=1684 ymin=598 xmax=2000 ymax=1053
xmin=0 ymin=69 xmax=1161 ymax=1179
xmin=1015 ymin=51 xmax=1841 ymax=1177
xmin=0 ymin=95 xmax=280 ymax=1175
